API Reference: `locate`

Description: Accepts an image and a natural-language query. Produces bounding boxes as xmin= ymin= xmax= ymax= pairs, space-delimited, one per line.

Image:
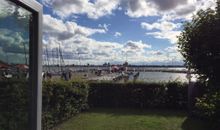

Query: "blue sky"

xmin=37 ymin=0 xmax=216 ymax=65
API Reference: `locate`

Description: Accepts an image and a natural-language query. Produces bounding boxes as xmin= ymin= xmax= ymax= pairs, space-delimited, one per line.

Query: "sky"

xmin=37 ymin=0 xmax=216 ymax=65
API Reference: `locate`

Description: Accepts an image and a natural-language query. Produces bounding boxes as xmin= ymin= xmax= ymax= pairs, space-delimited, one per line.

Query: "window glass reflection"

xmin=0 ymin=0 xmax=32 ymax=129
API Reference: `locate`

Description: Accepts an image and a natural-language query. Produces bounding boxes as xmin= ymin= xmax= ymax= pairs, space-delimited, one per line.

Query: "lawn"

xmin=56 ymin=108 xmax=212 ymax=130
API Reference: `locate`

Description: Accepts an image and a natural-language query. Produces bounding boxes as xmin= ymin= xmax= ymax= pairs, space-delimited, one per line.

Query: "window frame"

xmin=7 ymin=0 xmax=43 ymax=130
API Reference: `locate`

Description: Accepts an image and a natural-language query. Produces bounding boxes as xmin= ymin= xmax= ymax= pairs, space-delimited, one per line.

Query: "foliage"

xmin=2 ymin=79 xmax=211 ymax=130
xmin=178 ymin=1 xmax=220 ymax=125
xmin=88 ymin=82 xmax=188 ymax=109
xmin=177 ymin=1 xmax=220 ymax=86
xmin=42 ymin=80 xmax=89 ymax=130
xmin=0 ymin=79 xmax=29 ymax=130
xmin=0 ymin=79 xmax=89 ymax=130
xmin=195 ymin=91 xmax=220 ymax=122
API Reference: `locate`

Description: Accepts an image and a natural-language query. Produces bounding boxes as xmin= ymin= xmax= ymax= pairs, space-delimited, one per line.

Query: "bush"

xmin=195 ymin=91 xmax=220 ymax=122
xmin=88 ymin=81 xmax=188 ymax=109
xmin=0 ymin=79 xmax=29 ymax=130
xmin=42 ymin=80 xmax=89 ymax=130
xmin=0 ymin=79 xmax=89 ymax=130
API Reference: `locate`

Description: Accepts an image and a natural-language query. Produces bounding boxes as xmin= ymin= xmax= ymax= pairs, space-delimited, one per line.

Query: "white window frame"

xmin=8 ymin=0 xmax=43 ymax=130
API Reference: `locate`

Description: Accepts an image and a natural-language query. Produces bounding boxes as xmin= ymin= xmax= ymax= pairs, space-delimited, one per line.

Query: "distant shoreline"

xmin=43 ymin=65 xmax=185 ymax=68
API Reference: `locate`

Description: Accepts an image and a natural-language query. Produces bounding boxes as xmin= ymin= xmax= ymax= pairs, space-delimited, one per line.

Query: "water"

xmin=133 ymin=72 xmax=189 ymax=82
xmin=43 ymin=66 xmax=197 ymax=82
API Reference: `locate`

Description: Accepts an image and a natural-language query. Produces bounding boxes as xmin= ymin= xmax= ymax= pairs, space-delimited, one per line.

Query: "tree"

xmin=177 ymin=1 xmax=220 ymax=87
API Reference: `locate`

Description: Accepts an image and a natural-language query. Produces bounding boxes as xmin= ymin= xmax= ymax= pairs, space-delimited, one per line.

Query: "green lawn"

xmin=56 ymin=108 xmax=212 ymax=130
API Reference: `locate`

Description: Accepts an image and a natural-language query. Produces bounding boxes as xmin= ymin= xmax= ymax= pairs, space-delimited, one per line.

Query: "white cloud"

xmin=42 ymin=0 xmax=120 ymax=19
xmin=42 ymin=0 xmax=216 ymax=21
xmin=42 ymin=15 xmax=158 ymax=65
xmin=43 ymin=14 xmax=106 ymax=41
xmin=114 ymin=32 xmax=122 ymax=37
xmin=42 ymin=14 xmax=184 ymax=65
xmin=124 ymin=40 xmax=152 ymax=50
xmin=146 ymin=30 xmax=181 ymax=44
xmin=124 ymin=0 xmax=158 ymax=18
xmin=164 ymin=45 xmax=183 ymax=62
xmin=124 ymin=0 xmax=216 ymax=21
xmin=165 ymin=46 xmax=179 ymax=53
xmin=98 ymin=23 xmax=111 ymax=31
xmin=141 ymin=21 xmax=181 ymax=44
xmin=141 ymin=21 xmax=181 ymax=31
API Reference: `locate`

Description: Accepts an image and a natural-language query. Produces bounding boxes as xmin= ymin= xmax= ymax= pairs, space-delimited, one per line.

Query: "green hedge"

xmin=2 ymin=79 xmax=219 ymax=129
xmin=42 ymin=80 xmax=89 ymax=129
xmin=0 ymin=79 xmax=89 ymax=130
xmin=0 ymin=79 xmax=29 ymax=130
xmin=88 ymin=81 xmax=188 ymax=109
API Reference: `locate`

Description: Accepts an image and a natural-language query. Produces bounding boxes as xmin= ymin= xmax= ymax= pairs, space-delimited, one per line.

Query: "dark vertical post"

xmin=187 ymin=67 xmax=193 ymax=113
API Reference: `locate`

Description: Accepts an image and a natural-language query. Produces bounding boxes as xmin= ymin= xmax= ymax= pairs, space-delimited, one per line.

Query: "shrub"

xmin=0 ymin=79 xmax=89 ymax=130
xmin=0 ymin=79 xmax=29 ymax=130
xmin=88 ymin=81 xmax=188 ymax=109
xmin=195 ymin=91 xmax=220 ymax=122
xmin=42 ymin=80 xmax=89 ymax=130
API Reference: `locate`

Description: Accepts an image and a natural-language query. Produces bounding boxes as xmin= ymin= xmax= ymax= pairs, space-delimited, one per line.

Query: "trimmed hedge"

xmin=0 ymin=79 xmax=29 ymax=130
xmin=42 ymin=80 xmax=89 ymax=129
xmin=0 ymin=80 xmax=192 ymax=130
xmin=88 ymin=81 xmax=188 ymax=109
xmin=0 ymin=79 xmax=89 ymax=130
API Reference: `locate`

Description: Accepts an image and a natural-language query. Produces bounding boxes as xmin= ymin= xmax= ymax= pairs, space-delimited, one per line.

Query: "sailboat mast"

xmin=58 ymin=42 xmax=65 ymax=72
xmin=46 ymin=45 xmax=50 ymax=72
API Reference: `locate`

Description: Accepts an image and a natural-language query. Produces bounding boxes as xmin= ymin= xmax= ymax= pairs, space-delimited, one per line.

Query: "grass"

xmin=56 ymin=108 xmax=212 ymax=130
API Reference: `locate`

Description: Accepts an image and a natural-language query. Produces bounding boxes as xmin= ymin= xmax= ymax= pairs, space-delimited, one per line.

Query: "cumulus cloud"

xmin=124 ymin=0 xmax=216 ymax=21
xmin=42 ymin=14 xmax=184 ymax=65
xmin=43 ymin=14 xmax=106 ymax=41
xmin=114 ymin=32 xmax=122 ymax=37
xmin=42 ymin=0 xmax=120 ymax=19
xmin=141 ymin=21 xmax=181 ymax=31
xmin=42 ymin=0 xmax=216 ymax=22
xmin=152 ymin=0 xmax=187 ymax=11
xmin=164 ymin=45 xmax=183 ymax=62
xmin=124 ymin=40 xmax=151 ymax=50
xmin=42 ymin=15 xmax=159 ymax=65
xmin=124 ymin=0 xmax=158 ymax=18
xmin=146 ymin=30 xmax=181 ymax=44
xmin=98 ymin=23 xmax=110 ymax=31
xmin=141 ymin=20 xmax=181 ymax=44
xmin=42 ymin=15 xmax=123 ymax=64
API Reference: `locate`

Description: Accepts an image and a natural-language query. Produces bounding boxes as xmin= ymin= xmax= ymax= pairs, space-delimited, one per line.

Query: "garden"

xmin=0 ymin=79 xmax=219 ymax=130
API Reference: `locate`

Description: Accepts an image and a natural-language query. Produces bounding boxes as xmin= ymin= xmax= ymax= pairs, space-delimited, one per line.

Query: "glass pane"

xmin=0 ymin=0 xmax=32 ymax=129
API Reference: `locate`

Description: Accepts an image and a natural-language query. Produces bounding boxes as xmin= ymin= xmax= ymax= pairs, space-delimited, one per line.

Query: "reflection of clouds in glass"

xmin=7 ymin=53 xmax=29 ymax=64
xmin=0 ymin=47 xmax=29 ymax=65
xmin=0 ymin=28 xmax=29 ymax=53
xmin=0 ymin=47 xmax=5 ymax=62
xmin=0 ymin=27 xmax=29 ymax=64
xmin=0 ymin=0 xmax=32 ymax=65
xmin=17 ymin=8 xmax=31 ymax=19
xmin=0 ymin=0 xmax=31 ymax=19
xmin=0 ymin=0 xmax=15 ymax=18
